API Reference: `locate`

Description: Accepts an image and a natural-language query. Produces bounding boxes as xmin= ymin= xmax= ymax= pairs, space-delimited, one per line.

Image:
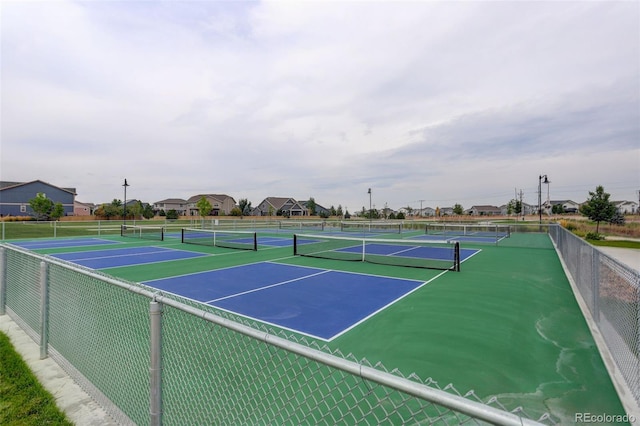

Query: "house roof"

xmin=0 ymin=180 xmax=76 ymax=195
xmin=154 ymin=198 xmax=187 ymax=204
xmin=469 ymin=205 xmax=501 ymax=211
xmin=187 ymin=194 xmax=235 ymax=203
xmin=263 ymin=197 xmax=296 ymax=210
xmin=549 ymin=200 xmax=579 ymax=205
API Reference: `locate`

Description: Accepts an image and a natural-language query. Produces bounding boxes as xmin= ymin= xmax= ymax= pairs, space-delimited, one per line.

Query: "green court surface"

xmin=30 ymin=231 xmax=627 ymax=423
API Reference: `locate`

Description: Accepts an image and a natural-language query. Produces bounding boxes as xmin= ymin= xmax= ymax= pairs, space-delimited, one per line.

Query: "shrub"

xmin=585 ymin=232 xmax=604 ymax=241
xmin=559 ymin=219 xmax=577 ymax=231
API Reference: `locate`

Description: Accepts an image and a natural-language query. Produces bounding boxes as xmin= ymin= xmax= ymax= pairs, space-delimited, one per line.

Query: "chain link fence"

xmin=549 ymin=225 xmax=640 ymax=415
xmin=0 ymin=242 xmax=559 ymax=425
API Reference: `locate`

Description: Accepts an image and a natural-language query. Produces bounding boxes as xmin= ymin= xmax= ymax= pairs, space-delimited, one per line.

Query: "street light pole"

xmin=368 ymin=188 xmax=372 ymax=223
xmin=538 ymin=174 xmax=549 ymax=224
xmin=123 ymin=179 xmax=129 ymax=225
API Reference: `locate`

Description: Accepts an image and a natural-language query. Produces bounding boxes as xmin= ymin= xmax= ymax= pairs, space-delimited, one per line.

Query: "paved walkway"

xmin=598 ymin=246 xmax=640 ymax=271
xmin=0 ymin=314 xmax=118 ymax=425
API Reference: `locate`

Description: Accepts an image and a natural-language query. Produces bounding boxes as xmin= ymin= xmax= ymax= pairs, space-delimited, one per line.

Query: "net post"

xmin=160 ymin=227 xmax=164 ymax=242
xmin=120 ymin=224 xmax=125 ymax=237
xmin=181 ymin=228 xmax=185 ymax=243
xmin=253 ymin=232 xmax=257 ymax=251
xmin=454 ymin=241 xmax=461 ymax=272
xmin=293 ymin=234 xmax=298 ymax=255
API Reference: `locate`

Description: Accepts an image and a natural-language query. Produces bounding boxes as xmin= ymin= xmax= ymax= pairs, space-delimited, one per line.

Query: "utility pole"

xmin=519 ymin=189 xmax=524 ymax=221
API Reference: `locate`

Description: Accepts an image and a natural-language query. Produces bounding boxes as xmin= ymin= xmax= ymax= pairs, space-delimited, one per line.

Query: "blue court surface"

xmin=258 ymin=236 xmax=292 ymax=247
xmin=12 ymin=237 xmax=118 ymax=250
xmin=53 ymin=246 xmax=207 ymax=269
xmin=144 ymin=262 xmax=430 ymax=341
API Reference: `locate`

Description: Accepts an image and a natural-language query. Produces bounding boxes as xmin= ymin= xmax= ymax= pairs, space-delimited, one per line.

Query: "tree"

xmin=130 ymin=201 xmax=144 ymax=220
xmin=29 ymin=193 xmax=54 ymax=220
xmin=580 ymin=185 xmax=617 ymax=233
xmin=142 ymin=204 xmax=155 ymax=219
xmin=166 ymin=209 xmax=179 ymax=220
xmin=307 ymin=198 xmax=317 ymax=216
xmin=51 ymin=202 xmax=65 ymax=220
xmin=336 ymin=205 xmax=343 ymax=217
xmin=196 ymin=197 xmax=212 ymax=218
xmin=453 ymin=204 xmax=464 ymax=215
xmin=238 ymin=198 xmax=252 ymax=216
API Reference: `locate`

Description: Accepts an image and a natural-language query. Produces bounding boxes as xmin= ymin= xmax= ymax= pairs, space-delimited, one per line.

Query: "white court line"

xmin=204 ymin=269 xmax=332 ymax=304
xmin=327 ymin=269 xmax=448 ymax=341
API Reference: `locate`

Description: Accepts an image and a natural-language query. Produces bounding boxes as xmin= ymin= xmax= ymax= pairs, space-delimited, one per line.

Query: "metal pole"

xmin=368 ymin=188 xmax=372 ymax=224
xmin=123 ymin=179 xmax=129 ymax=225
xmin=538 ymin=175 xmax=542 ymax=224
xmin=0 ymin=247 xmax=6 ymax=315
xmin=39 ymin=261 xmax=50 ymax=359
xmin=150 ymin=298 xmax=163 ymax=426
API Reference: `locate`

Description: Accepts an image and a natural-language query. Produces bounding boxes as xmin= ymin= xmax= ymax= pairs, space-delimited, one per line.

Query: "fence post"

xmin=39 ymin=261 xmax=50 ymax=359
xmin=150 ymin=298 xmax=163 ymax=426
xmin=592 ymin=249 xmax=600 ymax=323
xmin=0 ymin=247 xmax=6 ymax=315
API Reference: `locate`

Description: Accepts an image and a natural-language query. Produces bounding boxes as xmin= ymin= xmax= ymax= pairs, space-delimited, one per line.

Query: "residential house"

xmin=521 ymin=202 xmax=536 ymax=216
xmin=0 ymin=180 xmax=76 ymax=217
xmin=549 ymin=200 xmax=580 ymax=214
xmin=153 ymin=198 xmax=188 ymax=216
xmin=253 ymin=197 xmax=307 ymax=216
xmin=467 ymin=205 xmax=502 ymax=216
xmin=74 ymin=200 xmax=94 ymax=216
xmin=187 ymin=194 xmax=236 ymax=216
xmin=299 ymin=200 xmax=331 ymax=217
xmin=439 ymin=207 xmax=455 ymax=216
xmin=501 ymin=202 xmax=538 ymax=216
xmin=613 ymin=200 xmax=638 ymax=215
xmin=416 ymin=207 xmax=436 ymax=217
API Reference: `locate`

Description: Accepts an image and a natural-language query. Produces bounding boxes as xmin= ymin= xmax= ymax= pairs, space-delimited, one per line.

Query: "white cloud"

xmin=1 ymin=0 xmax=637 ymax=210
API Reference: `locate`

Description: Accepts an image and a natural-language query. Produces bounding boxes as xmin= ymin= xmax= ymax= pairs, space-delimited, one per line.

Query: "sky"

xmin=1 ymin=0 xmax=638 ymax=213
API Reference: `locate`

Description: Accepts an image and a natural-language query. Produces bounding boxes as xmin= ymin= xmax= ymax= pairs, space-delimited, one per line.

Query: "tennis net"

xmin=121 ymin=224 xmax=164 ymax=241
xmin=181 ymin=228 xmax=257 ymax=251
xmin=294 ymin=234 xmax=460 ymax=271
xmin=426 ymin=223 xmax=510 ymax=239
xmin=340 ymin=221 xmax=402 ymax=234
xmin=279 ymin=221 xmax=325 ymax=232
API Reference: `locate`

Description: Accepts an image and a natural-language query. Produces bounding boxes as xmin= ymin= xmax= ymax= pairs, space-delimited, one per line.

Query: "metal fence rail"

xmin=0 ymin=242 xmax=553 ymax=425
xmin=549 ymin=225 xmax=640 ymax=416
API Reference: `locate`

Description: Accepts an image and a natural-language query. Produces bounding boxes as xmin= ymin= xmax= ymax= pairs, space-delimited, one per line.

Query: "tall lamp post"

xmin=538 ymin=174 xmax=549 ymax=224
xmin=367 ymin=188 xmax=372 ymax=223
xmin=123 ymin=179 xmax=129 ymax=225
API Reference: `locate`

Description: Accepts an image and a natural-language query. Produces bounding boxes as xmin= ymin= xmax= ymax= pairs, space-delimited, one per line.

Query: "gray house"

xmin=252 ymin=197 xmax=307 ymax=216
xmin=0 ymin=180 xmax=76 ymax=217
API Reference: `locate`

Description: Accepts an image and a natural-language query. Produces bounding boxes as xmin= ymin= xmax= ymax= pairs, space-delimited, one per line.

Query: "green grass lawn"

xmin=0 ymin=331 xmax=72 ymax=425
xmin=589 ymin=239 xmax=640 ymax=249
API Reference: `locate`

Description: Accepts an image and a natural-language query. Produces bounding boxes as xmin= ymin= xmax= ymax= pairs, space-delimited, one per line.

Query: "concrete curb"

xmin=0 ymin=314 xmax=118 ymax=426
